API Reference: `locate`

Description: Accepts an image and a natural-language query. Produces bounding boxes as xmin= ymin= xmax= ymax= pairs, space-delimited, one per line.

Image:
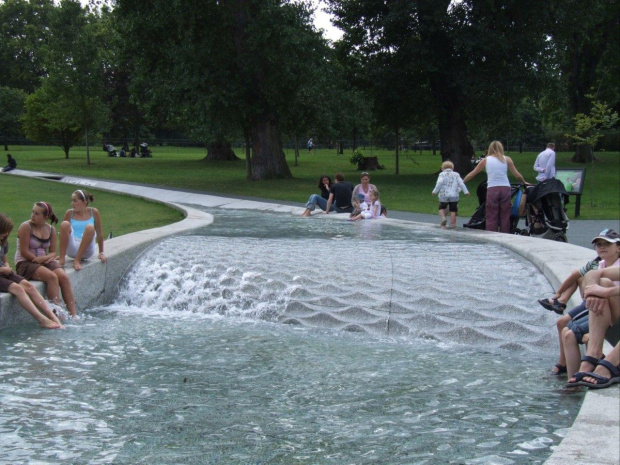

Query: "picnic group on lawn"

xmin=2 ymin=140 xmax=619 ymax=391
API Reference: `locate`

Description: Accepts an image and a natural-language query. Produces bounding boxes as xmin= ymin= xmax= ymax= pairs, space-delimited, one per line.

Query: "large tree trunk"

xmin=418 ymin=0 xmax=474 ymax=176
xmin=249 ymin=111 xmax=292 ymax=180
xmin=434 ymin=85 xmax=474 ymax=175
xmin=572 ymin=143 xmax=593 ymax=163
xmin=205 ymin=138 xmax=239 ymax=161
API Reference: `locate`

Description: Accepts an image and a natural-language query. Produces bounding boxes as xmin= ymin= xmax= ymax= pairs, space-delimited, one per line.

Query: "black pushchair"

xmin=464 ymin=180 xmax=569 ymax=242
xmin=521 ymin=179 xmax=569 ymax=242
xmin=463 ymin=182 xmax=523 ymax=234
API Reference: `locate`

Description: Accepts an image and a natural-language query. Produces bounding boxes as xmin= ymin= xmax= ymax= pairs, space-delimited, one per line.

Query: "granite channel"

xmin=0 ymin=170 xmax=617 ymax=465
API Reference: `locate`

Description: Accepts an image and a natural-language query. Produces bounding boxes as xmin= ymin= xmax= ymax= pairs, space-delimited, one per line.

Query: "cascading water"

xmin=0 ymin=209 xmax=582 ymax=464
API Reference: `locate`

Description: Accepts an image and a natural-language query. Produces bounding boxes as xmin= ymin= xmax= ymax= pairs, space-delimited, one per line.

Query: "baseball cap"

xmin=591 ymin=228 xmax=620 ymax=244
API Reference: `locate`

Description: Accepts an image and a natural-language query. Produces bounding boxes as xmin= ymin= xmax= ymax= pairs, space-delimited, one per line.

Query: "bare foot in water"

xmin=41 ymin=320 xmax=64 ymax=329
xmin=73 ymin=260 xmax=82 ymax=270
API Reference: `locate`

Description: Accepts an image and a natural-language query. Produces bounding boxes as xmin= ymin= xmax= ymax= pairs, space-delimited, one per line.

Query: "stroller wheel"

xmin=553 ymin=233 xmax=567 ymax=242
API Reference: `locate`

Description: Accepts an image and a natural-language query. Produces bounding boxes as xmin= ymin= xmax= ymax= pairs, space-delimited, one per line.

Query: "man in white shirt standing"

xmin=534 ymin=143 xmax=556 ymax=182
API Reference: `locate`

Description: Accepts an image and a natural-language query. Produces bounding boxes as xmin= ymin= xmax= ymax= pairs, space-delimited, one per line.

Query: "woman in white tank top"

xmin=463 ymin=141 xmax=528 ymax=233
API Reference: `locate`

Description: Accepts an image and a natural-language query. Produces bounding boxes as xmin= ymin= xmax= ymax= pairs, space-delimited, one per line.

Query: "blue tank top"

xmin=71 ymin=208 xmax=95 ymax=239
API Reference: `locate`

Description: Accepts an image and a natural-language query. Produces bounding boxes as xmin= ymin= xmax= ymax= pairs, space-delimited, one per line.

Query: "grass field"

xmin=0 ymin=175 xmax=184 ymax=267
xmin=4 ymin=144 xmax=618 ymax=219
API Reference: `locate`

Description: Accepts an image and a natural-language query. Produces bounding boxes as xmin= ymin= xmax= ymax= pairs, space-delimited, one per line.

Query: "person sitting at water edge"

xmin=15 ymin=202 xmax=78 ymax=316
xmin=0 ymin=213 xmax=63 ymax=329
xmin=558 ymin=230 xmax=619 ymax=378
xmin=350 ymin=189 xmax=383 ymax=221
xmin=301 ymin=173 xmax=353 ymax=216
xmin=58 ymin=189 xmax=106 ymax=271
xmin=432 ymin=160 xmax=470 ymax=229
xmin=541 ymin=229 xmax=619 ymax=375
xmin=566 ymin=266 xmax=620 ymax=388
xmin=351 ymin=171 xmax=377 ymax=205
xmin=350 ymin=193 xmax=368 ymax=218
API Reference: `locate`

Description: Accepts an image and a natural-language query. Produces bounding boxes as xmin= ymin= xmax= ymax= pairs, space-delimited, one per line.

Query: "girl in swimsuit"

xmin=0 ymin=213 xmax=63 ymax=328
xmin=58 ymin=189 xmax=106 ymax=271
xmin=15 ymin=202 xmax=78 ymax=316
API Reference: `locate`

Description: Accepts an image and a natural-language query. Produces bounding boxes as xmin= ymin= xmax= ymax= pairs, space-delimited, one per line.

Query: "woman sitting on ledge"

xmin=15 ymin=202 xmax=78 ymax=317
xmin=58 ymin=189 xmax=106 ymax=271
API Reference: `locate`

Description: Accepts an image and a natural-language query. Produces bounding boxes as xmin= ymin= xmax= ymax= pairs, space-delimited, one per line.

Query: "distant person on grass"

xmin=2 ymin=154 xmax=17 ymax=172
xmin=58 ymin=189 xmax=106 ymax=271
xmin=0 ymin=213 xmax=63 ymax=329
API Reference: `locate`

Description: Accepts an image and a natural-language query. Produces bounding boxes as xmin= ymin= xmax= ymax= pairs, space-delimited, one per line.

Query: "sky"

xmin=76 ymin=0 xmax=344 ymax=42
xmin=310 ymin=1 xmax=344 ymax=42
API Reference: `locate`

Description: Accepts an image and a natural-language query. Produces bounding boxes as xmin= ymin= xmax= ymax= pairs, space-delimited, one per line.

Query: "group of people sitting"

xmin=0 ymin=189 xmax=106 ymax=329
xmin=538 ymin=228 xmax=620 ymax=389
xmin=300 ymin=171 xmax=385 ymax=220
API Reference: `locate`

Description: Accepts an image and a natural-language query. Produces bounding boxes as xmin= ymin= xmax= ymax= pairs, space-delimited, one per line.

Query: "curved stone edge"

xmin=1 ymin=170 xmax=618 ymax=464
xmin=0 ymin=201 xmax=213 ymax=327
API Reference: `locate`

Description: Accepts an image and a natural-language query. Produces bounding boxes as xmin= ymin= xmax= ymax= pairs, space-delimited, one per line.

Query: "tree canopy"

xmin=0 ymin=0 xmax=618 ymax=176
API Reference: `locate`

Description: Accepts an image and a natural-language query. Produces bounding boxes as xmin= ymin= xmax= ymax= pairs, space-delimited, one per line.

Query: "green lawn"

xmin=3 ymin=144 xmax=619 ymax=219
xmin=0 ymin=174 xmax=184 ymax=268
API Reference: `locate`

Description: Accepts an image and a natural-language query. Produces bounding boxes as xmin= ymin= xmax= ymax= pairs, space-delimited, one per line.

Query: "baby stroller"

xmin=463 ymin=181 xmax=523 ymax=234
xmin=521 ymin=179 xmax=569 ymax=242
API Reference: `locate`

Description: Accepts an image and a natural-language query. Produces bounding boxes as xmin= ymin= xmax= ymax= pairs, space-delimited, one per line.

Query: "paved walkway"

xmin=95 ymin=179 xmax=619 ymax=251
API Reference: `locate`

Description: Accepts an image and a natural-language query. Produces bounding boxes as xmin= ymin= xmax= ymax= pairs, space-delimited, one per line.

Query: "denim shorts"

xmin=567 ymin=314 xmax=589 ymax=344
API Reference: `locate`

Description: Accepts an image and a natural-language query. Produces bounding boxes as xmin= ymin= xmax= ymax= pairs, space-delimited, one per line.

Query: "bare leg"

xmin=449 ymin=211 xmax=457 ymax=227
xmin=562 ymin=327 xmax=583 ymax=378
xmin=58 ymin=221 xmax=72 ymax=267
xmin=568 ymin=282 xmax=619 ymax=383
xmin=73 ymin=224 xmax=95 ymax=270
xmin=53 ymin=268 xmax=77 ymax=316
xmin=301 ymin=208 xmax=312 ymax=217
xmin=8 ymin=282 xmax=61 ymax=329
xmin=439 ymin=209 xmax=447 ymax=228
xmin=20 ymin=280 xmax=63 ymax=325
xmin=32 ymin=266 xmax=62 ymax=307
xmin=553 ymin=314 xmax=572 ymax=372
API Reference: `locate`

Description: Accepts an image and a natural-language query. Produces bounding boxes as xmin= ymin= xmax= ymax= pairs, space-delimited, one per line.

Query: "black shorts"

xmin=439 ymin=201 xmax=458 ymax=212
xmin=0 ymin=272 xmax=24 ymax=293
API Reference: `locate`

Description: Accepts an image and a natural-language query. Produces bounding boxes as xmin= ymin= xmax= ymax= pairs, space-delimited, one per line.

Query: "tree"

xmin=22 ymin=84 xmax=82 ymax=158
xmin=42 ymin=0 xmax=110 ymax=165
xmin=116 ymin=0 xmax=328 ymax=180
xmin=0 ymin=0 xmax=53 ymax=92
xmin=0 ymin=86 xmax=26 ymax=150
xmin=328 ymin=0 xmax=550 ymax=174
xmin=547 ymin=0 xmax=620 ymax=162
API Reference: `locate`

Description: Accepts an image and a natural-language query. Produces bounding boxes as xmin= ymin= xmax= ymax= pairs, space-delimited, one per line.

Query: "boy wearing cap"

xmin=543 ymin=228 xmax=620 ymax=376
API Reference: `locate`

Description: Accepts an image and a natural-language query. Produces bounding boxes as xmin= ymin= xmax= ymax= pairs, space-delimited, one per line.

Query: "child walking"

xmin=0 ymin=213 xmax=63 ymax=329
xmin=432 ymin=161 xmax=470 ymax=229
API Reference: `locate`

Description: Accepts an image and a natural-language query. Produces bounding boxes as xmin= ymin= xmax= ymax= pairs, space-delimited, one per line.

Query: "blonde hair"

xmin=369 ymin=189 xmax=379 ymax=200
xmin=486 ymin=141 xmax=506 ymax=163
xmin=441 ymin=161 xmax=454 ymax=170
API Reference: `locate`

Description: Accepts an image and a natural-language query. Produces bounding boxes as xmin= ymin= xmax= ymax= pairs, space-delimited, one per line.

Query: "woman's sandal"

xmin=537 ymin=298 xmax=566 ymax=315
xmin=550 ymin=363 xmax=567 ymax=376
xmin=579 ymin=360 xmax=620 ymax=389
xmin=566 ymin=355 xmax=603 ymax=387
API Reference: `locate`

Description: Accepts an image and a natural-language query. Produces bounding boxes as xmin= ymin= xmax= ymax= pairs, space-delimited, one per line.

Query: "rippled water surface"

xmin=0 ymin=209 xmax=582 ymax=464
